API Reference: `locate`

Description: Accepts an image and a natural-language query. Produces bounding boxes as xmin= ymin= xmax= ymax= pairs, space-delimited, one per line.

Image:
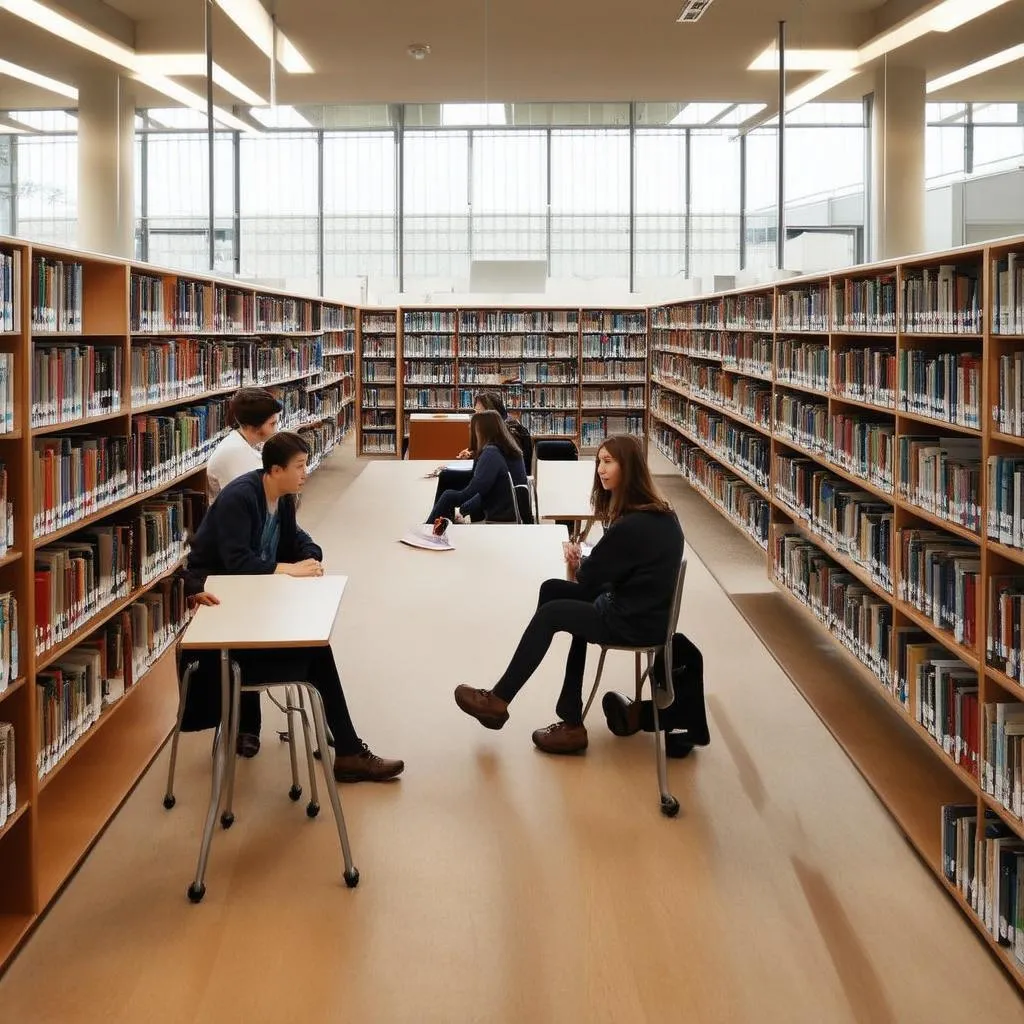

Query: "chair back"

xmin=658 ymin=556 xmax=688 ymax=708
xmin=513 ymin=482 xmax=535 ymax=524
xmin=534 ymin=439 xmax=578 ymax=462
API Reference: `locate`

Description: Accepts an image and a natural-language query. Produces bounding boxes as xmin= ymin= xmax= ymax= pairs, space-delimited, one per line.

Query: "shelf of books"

xmin=649 ymin=236 xmax=1024 ymax=989
xmin=356 ymin=308 xmax=399 ymax=456
xmin=0 ymin=235 xmax=351 ymax=973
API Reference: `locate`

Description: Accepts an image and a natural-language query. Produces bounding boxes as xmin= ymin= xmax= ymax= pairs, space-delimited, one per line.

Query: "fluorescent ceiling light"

xmin=0 ymin=58 xmax=78 ymax=100
xmin=677 ymin=0 xmax=715 ymax=22
xmin=785 ymin=69 xmax=856 ymax=111
xmin=134 ymin=55 xmax=266 ymax=105
xmin=248 ymin=105 xmax=313 ymax=129
xmin=748 ymin=46 xmax=858 ymax=72
xmin=671 ymin=102 xmax=733 ymax=125
xmin=932 ymin=0 xmax=1015 ymax=32
xmin=215 ymin=0 xmax=313 ymax=74
xmin=134 ymin=73 xmax=259 ymax=133
xmin=927 ymin=42 xmax=1024 ymax=92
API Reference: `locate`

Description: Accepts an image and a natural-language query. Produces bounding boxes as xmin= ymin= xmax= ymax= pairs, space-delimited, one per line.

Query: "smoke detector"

xmin=677 ymin=0 xmax=715 ymax=21
xmin=407 ymin=44 xmax=431 ymax=60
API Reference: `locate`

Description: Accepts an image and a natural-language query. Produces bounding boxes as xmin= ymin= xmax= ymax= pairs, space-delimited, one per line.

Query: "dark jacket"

xmin=506 ymin=418 xmax=533 ymax=471
xmin=575 ymin=509 xmax=684 ymax=643
xmin=454 ymin=443 xmax=528 ymax=522
xmin=183 ymin=469 xmax=322 ymax=594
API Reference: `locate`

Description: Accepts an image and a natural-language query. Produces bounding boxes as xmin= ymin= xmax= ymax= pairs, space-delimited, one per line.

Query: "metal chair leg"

xmin=296 ymin=688 xmax=320 ymax=818
xmin=163 ymin=662 xmax=197 ymax=810
xmin=285 ymin=684 xmax=303 ymax=802
xmin=633 ymin=652 xmax=644 ymax=704
xmin=648 ymin=652 xmax=679 ymax=818
xmin=188 ymin=651 xmax=233 ymax=903
xmin=580 ymin=648 xmax=608 ymax=722
xmin=298 ymin=683 xmax=359 ymax=888
xmin=219 ymin=662 xmax=242 ymax=830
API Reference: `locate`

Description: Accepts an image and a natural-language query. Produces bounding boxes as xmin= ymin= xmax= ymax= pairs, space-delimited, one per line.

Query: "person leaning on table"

xmin=179 ymin=429 xmax=404 ymax=783
xmin=453 ymin=433 xmax=683 ymax=754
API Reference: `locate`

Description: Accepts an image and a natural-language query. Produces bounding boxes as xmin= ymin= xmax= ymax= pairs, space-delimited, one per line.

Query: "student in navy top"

xmin=425 ymin=410 xmax=529 ymax=524
xmin=182 ymin=431 xmax=404 ymax=782
xmin=454 ymin=434 xmax=684 ymax=754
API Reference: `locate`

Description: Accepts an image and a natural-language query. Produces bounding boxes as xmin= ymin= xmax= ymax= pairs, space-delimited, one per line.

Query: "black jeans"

xmin=433 ymin=468 xmax=473 ymax=505
xmin=492 ymin=579 xmax=632 ymax=725
xmin=233 ymin=646 xmax=362 ymax=756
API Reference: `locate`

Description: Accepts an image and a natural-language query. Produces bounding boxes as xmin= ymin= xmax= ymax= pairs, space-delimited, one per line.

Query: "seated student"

xmin=453 ymin=434 xmax=683 ymax=754
xmin=426 ymin=410 xmax=528 ymax=524
xmin=434 ymin=391 xmax=534 ymax=501
xmin=183 ymin=430 xmax=404 ymax=782
xmin=207 ymin=387 xmax=282 ymax=503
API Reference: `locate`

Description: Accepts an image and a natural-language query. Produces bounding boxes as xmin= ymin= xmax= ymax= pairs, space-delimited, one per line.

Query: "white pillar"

xmin=870 ymin=64 xmax=926 ymax=261
xmin=77 ymin=70 xmax=135 ymax=257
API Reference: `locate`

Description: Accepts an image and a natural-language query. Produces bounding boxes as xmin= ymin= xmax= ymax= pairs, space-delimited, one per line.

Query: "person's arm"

xmin=295 ymin=526 xmax=322 ymax=562
xmin=452 ymin=446 xmax=503 ymax=515
xmin=574 ymin=517 xmax=638 ymax=591
xmin=214 ymin=487 xmax=278 ymax=575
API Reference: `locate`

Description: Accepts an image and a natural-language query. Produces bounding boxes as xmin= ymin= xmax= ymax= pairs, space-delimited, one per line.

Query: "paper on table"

xmin=400 ymin=525 xmax=456 ymax=551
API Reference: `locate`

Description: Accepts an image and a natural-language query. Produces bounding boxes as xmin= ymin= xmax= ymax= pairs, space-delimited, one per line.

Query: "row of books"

xmin=403 ymin=337 xmax=456 ymax=359
xmin=33 ymin=504 xmax=200 ymax=657
xmin=459 ymin=337 xmax=578 ymax=359
xmin=36 ymin=578 xmax=189 ymax=778
xmin=0 ymin=353 xmax=14 ymax=433
xmin=361 ymin=410 xmax=397 ymax=429
xmin=32 ymin=345 xmax=121 ymax=428
xmin=0 ymin=723 xmax=15 ymax=828
xmin=130 ymin=275 xmax=205 ymax=333
xmin=580 ymin=415 xmax=644 ymax=449
xmin=988 ymin=577 xmax=1024 ymax=682
xmin=902 ymin=266 xmax=982 ymax=334
xmin=31 ymin=258 xmax=83 ymax=333
xmin=360 ymin=435 xmax=397 ymax=454
xmin=361 ymin=314 xmax=397 ymax=334
xmin=0 ymin=592 xmax=17 ymax=691
xmin=321 ymin=309 xmax=355 ymax=332
xmin=914 ymin=653 xmax=978 ymax=776
xmin=0 ymin=250 xmax=21 ymax=333
xmin=993 ymin=252 xmax=1024 ymax=335
xmin=897 ymin=437 xmax=982 ymax=533
xmin=458 ymin=311 xmax=580 ymax=333
xmin=362 ymin=339 xmax=397 ymax=358
xmin=898 ymin=349 xmax=981 ymax=429
xmin=983 ymin=703 xmax=1024 ymax=819
xmin=684 ymin=407 xmax=769 ymax=488
xmin=942 ymin=805 xmax=1024 ymax=970
xmin=776 ymin=340 xmax=829 ymax=391
xmin=776 ymin=287 xmax=829 ymax=333
xmin=403 ymin=311 xmax=455 ymax=332
xmin=361 ymin=360 xmax=396 ymax=383
xmin=987 ymin=457 xmax=1024 ymax=550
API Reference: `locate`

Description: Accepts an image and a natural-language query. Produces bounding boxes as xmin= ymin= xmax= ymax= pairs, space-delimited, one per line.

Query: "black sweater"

xmin=183 ymin=469 xmax=322 ymax=595
xmin=454 ymin=443 xmax=527 ymax=521
xmin=575 ymin=509 xmax=684 ymax=643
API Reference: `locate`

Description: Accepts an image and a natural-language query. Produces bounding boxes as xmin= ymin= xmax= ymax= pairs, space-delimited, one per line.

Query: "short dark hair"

xmin=474 ymin=390 xmax=508 ymax=418
xmin=229 ymin=387 xmax=283 ymax=429
xmin=262 ymin=430 xmax=310 ymax=471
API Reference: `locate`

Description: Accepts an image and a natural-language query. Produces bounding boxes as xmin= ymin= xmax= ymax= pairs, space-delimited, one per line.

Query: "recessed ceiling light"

xmin=677 ymin=0 xmax=715 ymax=22
xmin=927 ymin=42 xmax=1024 ymax=93
xmin=407 ymin=44 xmax=431 ymax=60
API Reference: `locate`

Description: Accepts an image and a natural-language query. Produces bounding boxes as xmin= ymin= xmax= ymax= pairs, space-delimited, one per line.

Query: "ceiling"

xmin=0 ymin=0 xmax=1021 ymax=115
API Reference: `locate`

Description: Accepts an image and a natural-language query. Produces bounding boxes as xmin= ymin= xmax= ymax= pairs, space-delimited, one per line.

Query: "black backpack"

xmin=647 ymin=632 xmax=710 ymax=751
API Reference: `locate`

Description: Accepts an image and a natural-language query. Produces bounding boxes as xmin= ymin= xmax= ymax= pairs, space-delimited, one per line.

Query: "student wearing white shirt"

xmin=204 ymin=387 xmax=283 ymax=756
xmin=207 ymin=388 xmax=283 ymax=503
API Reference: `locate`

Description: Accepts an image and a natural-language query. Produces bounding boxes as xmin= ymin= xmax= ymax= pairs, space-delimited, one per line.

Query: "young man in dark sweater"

xmin=183 ymin=431 xmax=403 ymax=782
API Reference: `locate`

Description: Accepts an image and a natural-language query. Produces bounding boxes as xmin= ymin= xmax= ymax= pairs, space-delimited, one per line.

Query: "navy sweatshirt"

xmin=575 ymin=509 xmax=684 ymax=643
xmin=453 ymin=443 xmax=527 ymax=521
xmin=183 ymin=469 xmax=322 ymax=595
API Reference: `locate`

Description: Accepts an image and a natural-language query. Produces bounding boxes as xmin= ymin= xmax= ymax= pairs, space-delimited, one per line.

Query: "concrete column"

xmin=77 ymin=69 xmax=135 ymax=257
xmin=870 ymin=64 xmax=926 ymax=260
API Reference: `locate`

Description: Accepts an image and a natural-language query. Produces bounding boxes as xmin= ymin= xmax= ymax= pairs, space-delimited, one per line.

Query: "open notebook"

xmin=400 ymin=523 xmax=455 ymax=551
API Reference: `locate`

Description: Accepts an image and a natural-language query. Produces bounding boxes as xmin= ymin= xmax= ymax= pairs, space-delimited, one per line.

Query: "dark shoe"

xmin=602 ymin=692 xmax=641 ymax=737
xmin=333 ymin=743 xmax=405 ymax=783
xmin=454 ymin=685 xmax=509 ymax=730
xmin=532 ymin=721 xmax=588 ymax=755
xmin=236 ymin=733 xmax=260 ymax=758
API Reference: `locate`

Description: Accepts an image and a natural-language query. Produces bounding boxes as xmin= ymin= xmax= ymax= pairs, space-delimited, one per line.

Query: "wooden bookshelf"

xmin=648 ymin=234 xmax=1024 ymax=990
xmin=0 ymin=235 xmax=354 ymax=975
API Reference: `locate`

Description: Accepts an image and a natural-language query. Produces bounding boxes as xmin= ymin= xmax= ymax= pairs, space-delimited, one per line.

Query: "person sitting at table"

xmin=433 ymin=391 xmax=534 ymax=502
xmin=182 ymin=429 xmax=404 ymax=782
xmin=206 ymin=387 xmax=282 ymax=503
xmin=425 ymin=410 xmax=529 ymax=524
xmin=453 ymin=433 xmax=683 ymax=754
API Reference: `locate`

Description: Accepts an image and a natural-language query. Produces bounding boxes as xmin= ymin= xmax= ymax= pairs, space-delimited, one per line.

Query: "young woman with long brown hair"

xmin=425 ymin=409 xmax=528 ymax=524
xmin=454 ymin=434 xmax=684 ymax=753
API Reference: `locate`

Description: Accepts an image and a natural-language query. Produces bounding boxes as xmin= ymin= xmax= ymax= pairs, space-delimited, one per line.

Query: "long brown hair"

xmin=591 ymin=434 xmax=672 ymax=525
xmin=471 ymin=409 xmax=521 ymax=459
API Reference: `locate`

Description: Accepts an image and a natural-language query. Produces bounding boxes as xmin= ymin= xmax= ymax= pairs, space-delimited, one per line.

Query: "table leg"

xmin=187 ymin=648 xmax=232 ymax=903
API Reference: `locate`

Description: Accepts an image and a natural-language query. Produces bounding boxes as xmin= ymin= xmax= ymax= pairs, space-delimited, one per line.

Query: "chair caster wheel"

xmin=306 ymin=802 xmax=320 ymax=818
xmin=313 ymin=749 xmax=322 ymax=761
xmin=163 ymin=795 xmax=176 ymax=809
xmin=187 ymin=882 xmax=206 ymax=903
xmin=220 ymin=811 xmax=235 ymax=829
xmin=660 ymin=796 xmax=680 ymax=818
xmin=344 ymin=868 xmax=360 ymax=888
xmin=289 ymin=785 xmax=302 ymax=801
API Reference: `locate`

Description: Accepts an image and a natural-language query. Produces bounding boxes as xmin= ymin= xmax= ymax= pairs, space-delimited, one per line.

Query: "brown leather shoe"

xmin=333 ymin=743 xmax=405 ymax=783
xmin=454 ymin=685 xmax=509 ymax=729
xmin=532 ymin=721 xmax=588 ymax=755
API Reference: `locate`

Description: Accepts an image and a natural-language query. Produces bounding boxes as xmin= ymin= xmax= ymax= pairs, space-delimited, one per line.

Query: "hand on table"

xmin=279 ymin=558 xmax=326 ymax=578
xmin=457 ymin=448 xmax=472 ymax=459
xmin=188 ymin=591 xmax=221 ymax=610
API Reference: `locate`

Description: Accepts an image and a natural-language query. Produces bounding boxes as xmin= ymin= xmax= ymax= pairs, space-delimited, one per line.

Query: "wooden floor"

xmin=1 ymin=439 xmax=1021 ymax=1023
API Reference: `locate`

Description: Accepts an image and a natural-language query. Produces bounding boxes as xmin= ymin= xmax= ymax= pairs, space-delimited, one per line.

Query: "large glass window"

xmin=13 ymin=129 xmax=77 ymax=246
xmin=549 ymin=128 xmax=629 ymax=279
xmin=323 ymin=131 xmax=397 ymax=295
xmin=634 ymin=130 xmax=687 ymax=281
xmin=689 ymin=130 xmax=741 ymax=280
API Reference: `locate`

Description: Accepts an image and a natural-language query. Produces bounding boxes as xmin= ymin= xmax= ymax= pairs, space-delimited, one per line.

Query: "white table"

xmin=535 ymin=459 xmax=598 ymax=539
xmin=179 ymin=573 xmax=357 ymax=900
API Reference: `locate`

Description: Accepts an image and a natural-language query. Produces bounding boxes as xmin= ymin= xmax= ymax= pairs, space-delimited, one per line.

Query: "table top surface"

xmin=180 ymin=573 xmax=349 ymax=649
xmin=535 ymin=459 xmax=597 ymax=521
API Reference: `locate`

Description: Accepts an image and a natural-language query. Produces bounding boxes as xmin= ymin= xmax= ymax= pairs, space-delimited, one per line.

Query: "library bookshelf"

xmin=355 ymin=305 xmax=648 ymax=458
xmin=649 ymin=235 xmax=1024 ymax=988
xmin=0 ymin=235 xmax=355 ymax=973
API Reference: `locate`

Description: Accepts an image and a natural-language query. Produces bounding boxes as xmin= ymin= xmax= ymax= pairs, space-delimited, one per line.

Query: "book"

xmin=400 ymin=524 xmax=455 ymax=551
